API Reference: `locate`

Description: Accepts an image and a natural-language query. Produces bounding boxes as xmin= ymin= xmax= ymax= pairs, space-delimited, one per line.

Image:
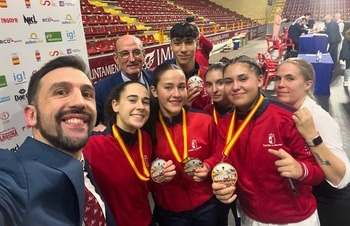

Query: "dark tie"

xmin=83 ymin=186 xmax=107 ymax=226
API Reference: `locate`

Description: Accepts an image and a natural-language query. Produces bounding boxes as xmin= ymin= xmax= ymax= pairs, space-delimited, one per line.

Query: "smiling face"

xmin=114 ymin=35 xmax=144 ymax=80
xmin=170 ymin=37 xmax=197 ymax=69
xmin=25 ymin=67 xmax=96 ymax=154
xmin=112 ymin=83 xmax=150 ymax=133
xmin=275 ymin=62 xmax=312 ymax=109
xmin=151 ymin=68 xmax=187 ymax=118
xmin=223 ymin=62 xmax=263 ymax=112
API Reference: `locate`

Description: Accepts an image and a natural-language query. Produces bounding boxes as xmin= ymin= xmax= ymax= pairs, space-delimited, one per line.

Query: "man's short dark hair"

xmin=27 ymin=55 xmax=89 ymax=105
xmin=170 ymin=22 xmax=199 ymax=40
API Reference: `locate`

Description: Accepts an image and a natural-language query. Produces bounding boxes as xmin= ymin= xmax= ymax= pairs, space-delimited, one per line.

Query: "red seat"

xmin=86 ymin=41 xmax=97 ymax=55
xmin=258 ymin=52 xmax=279 ymax=90
xmin=94 ymin=40 xmax=109 ymax=53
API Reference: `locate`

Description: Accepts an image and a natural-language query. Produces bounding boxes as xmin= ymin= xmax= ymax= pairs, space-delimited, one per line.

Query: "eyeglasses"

xmin=116 ymin=49 xmax=143 ymax=59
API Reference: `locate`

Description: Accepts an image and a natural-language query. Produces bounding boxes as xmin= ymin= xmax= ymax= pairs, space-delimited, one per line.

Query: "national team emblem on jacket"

xmin=268 ymin=133 xmax=276 ymax=145
xmin=189 ymin=139 xmax=202 ymax=152
xmin=263 ymin=133 xmax=282 ymax=148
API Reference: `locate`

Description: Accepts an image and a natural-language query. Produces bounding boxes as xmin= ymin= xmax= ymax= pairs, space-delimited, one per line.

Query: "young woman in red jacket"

xmin=212 ymin=56 xmax=324 ymax=226
xmin=83 ymin=81 xmax=175 ymax=226
xmin=204 ymin=62 xmax=233 ymax=125
xmin=149 ymin=63 xmax=222 ymax=226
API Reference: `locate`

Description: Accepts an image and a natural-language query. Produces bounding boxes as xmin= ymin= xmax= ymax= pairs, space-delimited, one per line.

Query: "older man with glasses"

xmin=93 ymin=35 xmax=153 ymax=129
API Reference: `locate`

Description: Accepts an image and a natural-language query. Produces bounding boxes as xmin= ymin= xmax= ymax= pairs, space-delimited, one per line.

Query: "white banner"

xmin=0 ymin=0 xmax=88 ymax=150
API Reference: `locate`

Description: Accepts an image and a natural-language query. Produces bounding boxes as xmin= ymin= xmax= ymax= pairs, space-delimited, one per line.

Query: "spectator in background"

xmin=293 ymin=13 xmax=312 ymax=29
xmin=0 ymin=56 xmax=116 ymax=226
xmin=334 ymin=13 xmax=344 ymax=61
xmin=288 ymin=17 xmax=309 ymax=52
xmin=273 ymin=7 xmax=287 ymax=39
xmin=319 ymin=14 xmax=341 ymax=64
xmin=93 ymin=35 xmax=153 ymax=130
xmin=340 ymin=22 xmax=350 ymax=87
xmin=186 ymin=16 xmax=214 ymax=68
xmin=164 ymin=22 xmax=212 ymax=110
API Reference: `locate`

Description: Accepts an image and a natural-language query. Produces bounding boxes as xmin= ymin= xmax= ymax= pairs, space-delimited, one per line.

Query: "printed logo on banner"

xmin=0 ymin=75 xmax=7 ymax=88
xmin=45 ymin=31 xmax=62 ymax=43
xmin=40 ymin=0 xmax=58 ymax=6
xmin=0 ymin=37 xmax=22 ymax=45
xmin=25 ymin=33 xmax=44 ymax=45
xmin=49 ymin=50 xmax=65 ymax=57
xmin=42 ymin=16 xmax=60 ymax=23
xmin=0 ymin=111 xmax=10 ymax=124
xmin=0 ymin=127 xmax=19 ymax=142
xmin=11 ymin=53 xmax=20 ymax=65
xmin=25 ymin=0 xmax=31 ymax=8
xmin=23 ymin=14 xmax=38 ymax=25
xmin=14 ymin=89 xmax=28 ymax=102
xmin=66 ymin=30 xmax=76 ymax=41
xmin=62 ymin=14 xmax=76 ymax=24
xmin=0 ymin=17 xmax=19 ymax=24
xmin=59 ymin=1 xmax=75 ymax=6
xmin=0 ymin=96 xmax=11 ymax=104
xmin=13 ymin=71 xmax=27 ymax=85
xmin=35 ymin=50 xmax=41 ymax=61
xmin=67 ymin=48 xmax=81 ymax=54
xmin=0 ymin=0 xmax=7 ymax=8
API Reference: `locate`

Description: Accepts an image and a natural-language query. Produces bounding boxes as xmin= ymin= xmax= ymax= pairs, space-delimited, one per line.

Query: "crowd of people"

xmin=0 ymin=13 xmax=350 ymax=226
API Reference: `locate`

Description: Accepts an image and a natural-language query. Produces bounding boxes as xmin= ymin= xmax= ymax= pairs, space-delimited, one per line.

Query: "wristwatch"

xmin=306 ymin=133 xmax=323 ymax=147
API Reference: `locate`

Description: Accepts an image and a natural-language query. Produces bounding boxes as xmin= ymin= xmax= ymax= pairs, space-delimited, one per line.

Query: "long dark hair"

xmin=146 ymin=63 xmax=183 ymax=146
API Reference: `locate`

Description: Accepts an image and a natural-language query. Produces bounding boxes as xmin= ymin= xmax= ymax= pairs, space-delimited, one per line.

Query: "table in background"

xmin=299 ymin=34 xmax=328 ymax=54
xmin=298 ymin=53 xmax=334 ymax=95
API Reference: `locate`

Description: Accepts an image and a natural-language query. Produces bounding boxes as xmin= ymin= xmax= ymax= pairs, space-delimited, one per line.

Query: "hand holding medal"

xmin=182 ymin=157 xmax=203 ymax=177
xmin=187 ymin=75 xmax=203 ymax=91
xmin=151 ymin=159 xmax=177 ymax=183
xmin=151 ymin=159 xmax=166 ymax=183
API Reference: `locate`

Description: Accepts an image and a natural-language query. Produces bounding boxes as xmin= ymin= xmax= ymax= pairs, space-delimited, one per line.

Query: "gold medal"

xmin=182 ymin=157 xmax=203 ymax=177
xmin=150 ymin=158 xmax=166 ymax=183
xmin=211 ymin=162 xmax=238 ymax=187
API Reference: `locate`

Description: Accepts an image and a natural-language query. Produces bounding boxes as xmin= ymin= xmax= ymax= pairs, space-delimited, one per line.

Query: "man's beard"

xmin=36 ymin=108 xmax=93 ymax=154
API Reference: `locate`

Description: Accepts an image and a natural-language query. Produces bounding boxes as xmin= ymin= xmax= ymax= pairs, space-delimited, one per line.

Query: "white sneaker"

xmin=344 ymin=81 xmax=349 ymax=87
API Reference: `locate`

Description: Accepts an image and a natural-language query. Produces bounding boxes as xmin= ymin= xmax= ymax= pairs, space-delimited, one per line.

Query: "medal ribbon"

xmin=213 ymin=108 xmax=218 ymax=125
xmin=223 ymin=95 xmax=264 ymax=156
xmin=158 ymin=108 xmax=187 ymax=163
xmin=112 ymin=124 xmax=150 ymax=181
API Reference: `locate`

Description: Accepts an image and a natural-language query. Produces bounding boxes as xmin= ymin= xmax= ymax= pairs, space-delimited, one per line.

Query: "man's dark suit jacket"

xmin=324 ymin=19 xmax=341 ymax=44
xmin=93 ymin=70 xmax=153 ymax=125
xmin=0 ymin=137 xmax=116 ymax=226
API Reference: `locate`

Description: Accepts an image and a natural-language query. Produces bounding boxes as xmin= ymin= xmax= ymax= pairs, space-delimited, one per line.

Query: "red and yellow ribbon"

xmin=213 ymin=108 xmax=218 ymax=125
xmin=112 ymin=125 xmax=150 ymax=181
xmin=159 ymin=108 xmax=188 ymax=163
xmin=223 ymin=95 xmax=264 ymax=157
